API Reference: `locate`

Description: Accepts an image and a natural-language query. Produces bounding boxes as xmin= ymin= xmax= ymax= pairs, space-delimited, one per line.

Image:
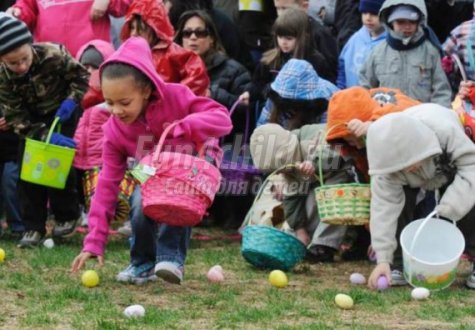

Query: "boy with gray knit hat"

xmin=366 ymin=103 xmax=475 ymax=289
xmin=250 ymin=123 xmax=364 ymax=262
xmin=0 ymin=14 xmax=89 ymax=247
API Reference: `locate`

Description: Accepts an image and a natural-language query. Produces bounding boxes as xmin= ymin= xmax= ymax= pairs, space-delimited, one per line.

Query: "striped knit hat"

xmin=0 ymin=14 xmax=33 ymax=56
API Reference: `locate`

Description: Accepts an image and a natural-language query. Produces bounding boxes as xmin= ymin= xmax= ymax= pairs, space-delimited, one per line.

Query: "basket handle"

xmin=220 ymin=100 xmax=251 ymax=147
xmin=45 ymin=117 xmax=62 ymax=145
xmin=451 ymin=53 xmax=468 ymax=82
xmin=317 ymin=123 xmax=350 ymax=187
xmin=240 ymin=164 xmax=317 ymax=229
xmin=150 ymin=121 xmax=180 ymax=165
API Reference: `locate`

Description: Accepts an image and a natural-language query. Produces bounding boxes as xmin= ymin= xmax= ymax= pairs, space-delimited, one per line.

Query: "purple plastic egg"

xmin=377 ymin=276 xmax=389 ymax=290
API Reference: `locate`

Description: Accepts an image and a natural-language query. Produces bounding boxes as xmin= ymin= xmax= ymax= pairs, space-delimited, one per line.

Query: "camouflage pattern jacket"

xmin=0 ymin=43 xmax=89 ymax=138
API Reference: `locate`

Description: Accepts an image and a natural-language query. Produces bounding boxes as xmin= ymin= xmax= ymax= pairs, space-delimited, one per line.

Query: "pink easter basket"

xmin=139 ymin=121 xmax=222 ymax=226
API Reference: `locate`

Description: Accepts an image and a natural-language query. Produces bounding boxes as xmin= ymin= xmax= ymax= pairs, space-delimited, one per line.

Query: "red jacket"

xmin=121 ymin=0 xmax=209 ymax=96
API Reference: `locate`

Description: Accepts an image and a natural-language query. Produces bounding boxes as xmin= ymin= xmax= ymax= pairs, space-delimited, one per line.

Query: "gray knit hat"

xmin=0 ymin=14 xmax=33 ymax=56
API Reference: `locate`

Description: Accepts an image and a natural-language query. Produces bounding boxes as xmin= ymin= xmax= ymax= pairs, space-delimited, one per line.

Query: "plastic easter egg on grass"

xmin=377 ymin=276 xmax=389 ymax=290
xmin=0 ymin=248 xmax=5 ymax=262
xmin=43 ymin=238 xmax=55 ymax=249
xmin=349 ymin=273 xmax=366 ymax=285
xmin=335 ymin=294 xmax=354 ymax=310
xmin=81 ymin=270 xmax=100 ymax=288
xmin=411 ymin=287 xmax=430 ymax=300
xmin=269 ymin=270 xmax=288 ymax=288
xmin=123 ymin=304 xmax=145 ymax=318
xmin=210 ymin=265 xmax=223 ymax=273
xmin=207 ymin=268 xmax=224 ymax=283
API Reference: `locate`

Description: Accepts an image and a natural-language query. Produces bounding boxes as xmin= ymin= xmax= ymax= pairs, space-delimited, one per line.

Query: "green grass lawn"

xmin=1 ymin=232 xmax=475 ymax=329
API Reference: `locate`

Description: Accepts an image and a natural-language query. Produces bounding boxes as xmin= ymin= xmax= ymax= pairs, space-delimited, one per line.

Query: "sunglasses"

xmin=182 ymin=28 xmax=210 ymax=39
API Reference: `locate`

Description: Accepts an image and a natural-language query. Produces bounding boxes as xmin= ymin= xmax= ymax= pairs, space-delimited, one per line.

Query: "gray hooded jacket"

xmin=366 ymin=104 xmax=475 ymax=264
xmin=359 ymin=0 xmax=451 ymax=108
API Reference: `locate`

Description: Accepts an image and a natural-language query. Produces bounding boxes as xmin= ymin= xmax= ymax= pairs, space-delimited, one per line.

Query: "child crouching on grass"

xmin=71 ymin=37 xmax=232 ymax=285
xmin=250 ymin=123 xmax=364 ymax=262
xmin=366 ymin=104 xmax=475 ymax=289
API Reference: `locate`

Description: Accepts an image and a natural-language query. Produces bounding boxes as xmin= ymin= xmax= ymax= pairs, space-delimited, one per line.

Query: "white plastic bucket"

xmin=400 ymin=211 xmax=465 ymax=290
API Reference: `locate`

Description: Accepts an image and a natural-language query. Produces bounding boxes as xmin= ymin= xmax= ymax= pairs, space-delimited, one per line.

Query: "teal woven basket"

xmin=241 ymin=225 xmax=306 ymax=271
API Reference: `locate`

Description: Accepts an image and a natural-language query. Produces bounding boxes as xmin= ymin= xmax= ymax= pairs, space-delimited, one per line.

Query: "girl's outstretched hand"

xmin=368 ymin=262 xmax=391 ymax=289
xmin=71 ymin=251 xmax=104 ymax=273
xmin=347 ymin=119 xmax=371 ymax=138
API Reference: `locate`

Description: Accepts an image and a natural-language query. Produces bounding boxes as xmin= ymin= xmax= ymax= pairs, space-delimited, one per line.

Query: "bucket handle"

xmin=45 ymin=117 xmax=62 ymax=145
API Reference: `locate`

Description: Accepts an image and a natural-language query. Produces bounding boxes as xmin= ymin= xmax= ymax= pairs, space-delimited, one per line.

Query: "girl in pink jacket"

xmin=71 ymin=37 xmax=232 ymax=285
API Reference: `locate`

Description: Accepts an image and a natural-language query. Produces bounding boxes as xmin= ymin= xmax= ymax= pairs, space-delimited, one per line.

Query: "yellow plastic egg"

xmin=269 ymin=270 xmax=288 ymax=288
xmin=81 ymin=270 xmax=100 ymax=288
xmin=335 ymin=294 xmax=354 ymax=309
xmin=0 ymin=248 xmax=5 ymax=262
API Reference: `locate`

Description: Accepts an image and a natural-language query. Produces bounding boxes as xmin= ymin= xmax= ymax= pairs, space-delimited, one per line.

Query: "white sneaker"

xmin=116 ymin=263 xmax=157 ymax=285
xmin=117 ymin=221 xmax=132 ymax=237
xmin=391 ymin=269 xmax=408 ymax=286
xmin=154 ymin=261 xmax=184 ymax=285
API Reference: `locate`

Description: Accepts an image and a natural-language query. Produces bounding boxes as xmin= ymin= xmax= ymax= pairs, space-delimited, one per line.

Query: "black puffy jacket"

xmin=207 ymin=52 xmax=251 ymax=110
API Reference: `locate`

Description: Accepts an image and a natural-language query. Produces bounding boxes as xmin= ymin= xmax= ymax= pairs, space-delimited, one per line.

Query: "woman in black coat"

xmin=175 ymin=10 xmax=255 ymax=229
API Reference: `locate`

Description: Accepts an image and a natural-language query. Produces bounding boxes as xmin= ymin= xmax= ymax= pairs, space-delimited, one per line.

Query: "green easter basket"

xmin=20 ymin=117 xmax=76 ymax=189
xmin=241 ymin=225 xmax=306 ymax=271
xmin=314 ymin=124 xmax=371 ymax=225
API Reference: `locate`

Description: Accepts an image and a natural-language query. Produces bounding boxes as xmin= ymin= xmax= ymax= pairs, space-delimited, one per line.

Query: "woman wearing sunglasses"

xmin=175 ymin=10 xmax=253 ymax=230
xmin=175 ymin=10 xmax=251 ymax=112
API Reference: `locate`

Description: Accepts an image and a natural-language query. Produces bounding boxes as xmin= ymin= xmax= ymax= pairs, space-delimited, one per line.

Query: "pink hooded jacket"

xmin=13 ymin=0 xmax=130 ymax=56
xmin=73 ymin=40 xmax=115 ymax=170
xmin=82 ymin=37 xmax=232 ymax=256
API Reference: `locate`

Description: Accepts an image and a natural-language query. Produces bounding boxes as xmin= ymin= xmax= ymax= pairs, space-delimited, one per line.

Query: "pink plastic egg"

xmin=207 ymin=268 xmax=224 ymax=283
xmin=377 ymin=276 xmax=389 ymax=290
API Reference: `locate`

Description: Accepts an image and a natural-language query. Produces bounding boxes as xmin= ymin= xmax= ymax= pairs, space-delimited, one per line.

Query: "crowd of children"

xmin=1 ymin=0 xmax=475 ymax=290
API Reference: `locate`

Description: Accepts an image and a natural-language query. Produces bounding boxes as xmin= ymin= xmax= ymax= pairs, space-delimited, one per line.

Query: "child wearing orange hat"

xmin=325 ymin=86 xmax=421 ymax=264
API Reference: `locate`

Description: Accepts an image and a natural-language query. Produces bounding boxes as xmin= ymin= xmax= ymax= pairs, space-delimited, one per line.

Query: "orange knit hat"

xmin=369 ymin=87 xmax=420 ymax=120
xmin=326 ymin=87 xmax=377 ymax=141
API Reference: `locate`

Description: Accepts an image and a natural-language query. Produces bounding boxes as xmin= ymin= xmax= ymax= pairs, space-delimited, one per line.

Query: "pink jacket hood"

xmin=83 ymin=37 xmax=232 ymax=256
xmin=101 ymin=36 xmax=167 ymax=99
xmin=76 ymin=39 xmax=116 ymax=62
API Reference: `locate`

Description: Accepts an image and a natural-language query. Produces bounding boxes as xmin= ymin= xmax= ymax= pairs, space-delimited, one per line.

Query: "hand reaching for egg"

xmin=368 ymin=262 xmax=391 ymax=290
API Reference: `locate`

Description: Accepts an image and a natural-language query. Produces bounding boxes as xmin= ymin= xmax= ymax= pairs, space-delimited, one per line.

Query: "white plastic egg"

xmin=411 ymin=287 xmax=430 ymax=300
xmin=349 ymin=273 xmax=366 ymax=285
xmin=123 ymin=304 xmax=145 ymax=318
xmin=43 ymin=238 xmax=55 ymax=249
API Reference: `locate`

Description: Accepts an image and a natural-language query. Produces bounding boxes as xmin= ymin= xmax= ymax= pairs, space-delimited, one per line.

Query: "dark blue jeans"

xmin=0 ymin=161 xmax=24 ymax=232
xmin=129 ymin=186 xmax=191 ymax=267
